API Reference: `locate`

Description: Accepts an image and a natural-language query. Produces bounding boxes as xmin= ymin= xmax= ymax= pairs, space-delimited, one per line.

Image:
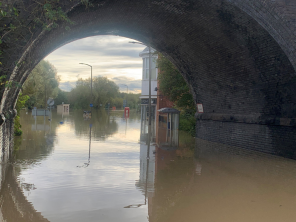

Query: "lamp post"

xmin=79 ymin=63 xmax=93 ymax=108
xmin=129 ymin=41 xmax=152 ymax=135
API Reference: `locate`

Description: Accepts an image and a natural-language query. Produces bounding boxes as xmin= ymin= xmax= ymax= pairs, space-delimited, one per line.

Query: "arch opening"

xmin=1 ymin=0 xmax=296 ymax=158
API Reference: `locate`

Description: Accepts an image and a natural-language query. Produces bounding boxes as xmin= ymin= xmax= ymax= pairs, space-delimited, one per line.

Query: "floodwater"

xmin=1 ymin=109 xmax=296 ymax=222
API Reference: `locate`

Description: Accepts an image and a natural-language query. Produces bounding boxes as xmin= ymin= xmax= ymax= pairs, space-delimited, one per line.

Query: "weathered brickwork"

xmin=0 ymin=119 xmax=14 ymax=163
xmin=196 ymin=120 xmax=296 ymax=159
xmin=1 ymin=0 xmax=296 ymax=157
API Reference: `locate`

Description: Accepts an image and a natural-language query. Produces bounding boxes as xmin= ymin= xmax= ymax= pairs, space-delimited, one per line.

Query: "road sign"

xmin=47 ymin=98 xmax=54 ymax=106
xmin=32 ymin=109 xmax=50 ymax=116
xmin=90 ymin=103 xmax=93 ymax=107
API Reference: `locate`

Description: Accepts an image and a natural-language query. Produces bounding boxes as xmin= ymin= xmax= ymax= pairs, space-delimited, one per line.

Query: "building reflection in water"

xmin=132 ymin=108 xmax=182 ymax=220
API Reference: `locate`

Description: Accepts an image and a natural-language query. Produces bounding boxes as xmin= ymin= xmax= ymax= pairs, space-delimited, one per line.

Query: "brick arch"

xmin=1 ymin=0 xmax=296 ymax=157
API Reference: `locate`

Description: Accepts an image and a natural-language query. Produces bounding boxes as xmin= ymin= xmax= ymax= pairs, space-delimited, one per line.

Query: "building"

xmin=57 ymin=103 xmax=70 ymax=113
xmin=139 ymin=47 xmax=158 ymax=141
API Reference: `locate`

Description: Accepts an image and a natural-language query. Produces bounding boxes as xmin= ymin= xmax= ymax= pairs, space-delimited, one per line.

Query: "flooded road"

xmin=1 ymin=109 xmax=296 ymax=222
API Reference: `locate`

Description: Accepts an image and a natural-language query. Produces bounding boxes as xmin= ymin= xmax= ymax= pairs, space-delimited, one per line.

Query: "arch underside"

xmin=1 ymin=0 xmax=296 ymax=158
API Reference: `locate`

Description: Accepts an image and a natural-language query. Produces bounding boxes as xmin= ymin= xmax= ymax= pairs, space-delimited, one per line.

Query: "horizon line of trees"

xmin=67 ymin=76 xmax=140 ymax=110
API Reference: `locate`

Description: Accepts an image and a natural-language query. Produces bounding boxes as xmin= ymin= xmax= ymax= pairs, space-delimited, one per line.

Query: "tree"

xmin=119 ymin=92 xmax=141 ymax=109
xmin=55 ymin=88 xmax=69 ymax=105
xmin=157 ymin=53 xmax=196 ymax=136
xmin=157 ymin=54 xmax=195 ymax=111
xmin=68 ymin=76 xmax=120 ymax=109
xmin=22 ymin=60 xmax=60 ymax=109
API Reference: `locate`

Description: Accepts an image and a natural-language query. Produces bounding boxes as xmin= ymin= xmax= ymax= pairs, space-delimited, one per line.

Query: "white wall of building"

xmin=140 ymin=80 xmax=158 ymax=98
xmin=139 ymin=47 xmax=158 ymax=99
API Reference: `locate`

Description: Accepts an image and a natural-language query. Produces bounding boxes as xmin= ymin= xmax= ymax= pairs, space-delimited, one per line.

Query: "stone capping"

xmin=195 ymin=113 xmax=296 ymax=127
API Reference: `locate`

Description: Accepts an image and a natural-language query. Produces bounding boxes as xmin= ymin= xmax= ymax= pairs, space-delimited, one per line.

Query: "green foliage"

xmin=111 ymin=97 xmax=124 ymax=109
xmin=179 ymin=111 xmax=196 ymax=137
xmin=0 ymin=0 xmax=77 ymax=74
xmin=15 ymin=93 xmax=30 ymax=113
xmin=55 ymin=88 xmax=69 ymax=105
xmin=68 ymin=76 xmax=120 ymax=109
xmin=67 ymin=77 xmax=141 ymax=110
xmin=0 ymin=75 xmax=22 ymax=89
xmin=14 ymin=116 xmax=22 ymax=136
xmin=157 ymin=53 xmax=196 ymax=135
xmin=157 ymin=54 xmax=196 ymax=110
xmin=23 ymin=60 xmax=59 ymax=108
xmin=14 ymin=93 xmax=30 ymax=136
xmin=118 ymin=92 xmax=141 ymax=109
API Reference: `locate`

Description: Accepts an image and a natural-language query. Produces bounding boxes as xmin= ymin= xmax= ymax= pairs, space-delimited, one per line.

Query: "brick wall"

xmin=0 ymin=119 xmax=14 ymax=163
xmin=196 ymin=120 xmax=296 ymax=159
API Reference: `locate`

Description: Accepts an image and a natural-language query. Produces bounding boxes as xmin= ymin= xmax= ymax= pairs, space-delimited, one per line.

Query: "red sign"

xmin=124 ymin=107 xmax=130 ymax=118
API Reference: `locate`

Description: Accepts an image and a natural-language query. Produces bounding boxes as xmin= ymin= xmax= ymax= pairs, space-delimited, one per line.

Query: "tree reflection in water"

xmin=73 ymin=109 xmax=118 ymax=140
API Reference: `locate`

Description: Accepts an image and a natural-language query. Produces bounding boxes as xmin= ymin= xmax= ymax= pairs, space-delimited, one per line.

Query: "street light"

xmin=79 ymin=63 xmax=93 ymax=105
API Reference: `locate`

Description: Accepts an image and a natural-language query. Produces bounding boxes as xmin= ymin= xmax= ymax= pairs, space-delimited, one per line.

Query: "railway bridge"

xmin=1 ymin=0 xmax=296 ymax=158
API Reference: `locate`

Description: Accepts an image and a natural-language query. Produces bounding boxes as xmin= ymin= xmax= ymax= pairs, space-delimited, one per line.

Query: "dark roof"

xmin=158 ymin=107 xmax=180 ymax=114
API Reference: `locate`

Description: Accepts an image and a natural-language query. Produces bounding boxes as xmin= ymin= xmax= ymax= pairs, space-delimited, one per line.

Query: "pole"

xmin=79 ymin=63 xmax=92 ymax=113
xmin=148 ymin=45 xmax=152 ymax=142
xmin=126 ymin=85 xmax=128 ymax=107
xmin=44 ymin=81 xmax=46 ymax=120
xmin=91 ymin=65 xmax=92 ymax=115
xmin=91 ymin=65 xmax=93 ymax=101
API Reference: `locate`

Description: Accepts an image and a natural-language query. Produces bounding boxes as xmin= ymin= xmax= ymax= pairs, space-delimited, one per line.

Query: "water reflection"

xmin=1 ymin=110 xmax=296 ymax=222
xmin=72 ymin=109 xmax=118 ymax=140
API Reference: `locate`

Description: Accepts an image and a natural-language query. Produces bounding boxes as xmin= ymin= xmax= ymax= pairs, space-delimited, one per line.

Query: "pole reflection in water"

xmin=125 ymin=129 xmax=154 ymax=209
xmin=77 ymin=118 xmax=92 ymax=168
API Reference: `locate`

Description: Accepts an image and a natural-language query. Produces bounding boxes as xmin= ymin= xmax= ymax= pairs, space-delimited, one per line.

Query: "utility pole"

xmin=79 ymin=63 xmax=93 ymax=112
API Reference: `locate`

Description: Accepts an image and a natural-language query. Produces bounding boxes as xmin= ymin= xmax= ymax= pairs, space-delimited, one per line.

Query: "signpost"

xmin=90 ymin=103 xmax=93 ymax=107
xmin=47 ymin=98 xmax=54 ymax=120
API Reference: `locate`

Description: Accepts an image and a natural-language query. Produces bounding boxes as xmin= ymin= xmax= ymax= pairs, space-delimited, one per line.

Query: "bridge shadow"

xmin=0 ymin=164 xmax=49 ymax=222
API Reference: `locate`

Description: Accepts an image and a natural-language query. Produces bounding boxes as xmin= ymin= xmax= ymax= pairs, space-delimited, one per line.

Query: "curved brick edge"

xmin=0 ymin=110 xmax=16 ymax=162
xmin=196 ymin=113 xmax=296 ymax=127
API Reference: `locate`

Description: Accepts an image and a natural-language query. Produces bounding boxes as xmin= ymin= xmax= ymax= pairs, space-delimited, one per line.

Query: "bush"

xmin=179 ymin=111 xmax=196 ymax=137
xmin=14 ymin=116 xmax=23 ymax=136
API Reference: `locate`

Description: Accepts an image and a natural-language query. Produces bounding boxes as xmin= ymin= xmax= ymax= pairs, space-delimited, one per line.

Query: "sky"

xmin=44 ymin=35 xmax=145 ymax=93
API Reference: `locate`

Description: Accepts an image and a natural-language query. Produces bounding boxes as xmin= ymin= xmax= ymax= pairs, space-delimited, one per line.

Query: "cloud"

xmin=45 ymin=35 xmax=145 ymax=83
xmin=59 ymin=81 xmax=76 ymax=92
xmin=111 ymin=76 xmax=142 ymax=93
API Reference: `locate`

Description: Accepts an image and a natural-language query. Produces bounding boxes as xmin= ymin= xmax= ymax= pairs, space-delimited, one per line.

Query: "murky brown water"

xmin=0 ymin=109 xmax=296 ymax=222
